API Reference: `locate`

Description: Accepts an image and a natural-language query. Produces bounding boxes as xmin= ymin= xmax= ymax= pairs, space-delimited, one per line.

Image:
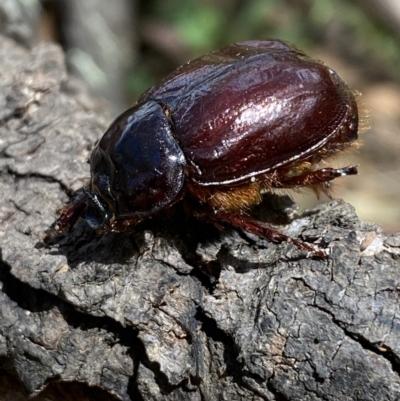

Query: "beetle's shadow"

xmin=39 ymin=203 xmax=222 ymax=269
xmin=41 ymin=222 xmax=136 ymax=268
xmin=251 ymin=193 xmax=297 ymax=225
xmin=39 ymin=194 xmax=305 ymax=270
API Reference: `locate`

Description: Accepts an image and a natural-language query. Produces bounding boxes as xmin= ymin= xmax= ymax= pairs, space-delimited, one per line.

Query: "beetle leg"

xmin=44 ymin=192 xmax=88 ymax=243
xmin=276 ymin=165 xmax=358 ymax=188
xmin=105 ymin=216 xmax=142 ymax=232
xmin=273 ymin=165 xmax=358 ymax=198
xmin=206 ymin=209 xmax=327 ymax=259
xmin=56 ymin=193 xmax=87 ymax=232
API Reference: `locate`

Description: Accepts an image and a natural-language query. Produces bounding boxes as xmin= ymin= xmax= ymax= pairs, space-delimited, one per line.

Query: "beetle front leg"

xmin=56 ymin=193 xmax=88 ymax=232
xmin=44 ymin=192 xmax=88 ymax=243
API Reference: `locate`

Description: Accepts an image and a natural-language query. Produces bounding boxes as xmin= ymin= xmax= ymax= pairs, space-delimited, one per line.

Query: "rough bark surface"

xmin=1 ymin=35 xmax=400 ymax=401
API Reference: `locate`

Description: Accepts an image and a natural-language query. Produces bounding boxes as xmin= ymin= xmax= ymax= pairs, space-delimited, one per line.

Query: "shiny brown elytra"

xmin=55 ymin=40 xmax=366 ymax=258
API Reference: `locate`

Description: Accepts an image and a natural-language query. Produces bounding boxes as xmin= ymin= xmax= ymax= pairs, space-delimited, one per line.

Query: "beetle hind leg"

xmin=273 ymin=165 xmax=358 ymax=198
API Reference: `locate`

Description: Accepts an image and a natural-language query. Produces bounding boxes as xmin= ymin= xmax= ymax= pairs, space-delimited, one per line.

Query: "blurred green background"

xmin=2 ymin=0 xmax=400 ymax=233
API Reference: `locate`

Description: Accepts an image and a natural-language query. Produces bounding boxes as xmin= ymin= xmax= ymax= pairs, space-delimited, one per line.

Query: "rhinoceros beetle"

xmin=55 ymin=40 xmax=365 ymax=258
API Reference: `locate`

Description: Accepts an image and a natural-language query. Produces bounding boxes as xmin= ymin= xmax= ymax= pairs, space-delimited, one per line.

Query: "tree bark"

xmin=1 ymin=35 xmax=400 ymax=401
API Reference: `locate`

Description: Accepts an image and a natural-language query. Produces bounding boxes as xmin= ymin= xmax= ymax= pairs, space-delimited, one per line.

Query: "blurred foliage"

xmin=129 ymin=0 xmax=400 ymax=101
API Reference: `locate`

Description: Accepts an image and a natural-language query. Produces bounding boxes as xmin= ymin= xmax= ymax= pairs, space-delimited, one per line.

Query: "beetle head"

xmin=84 ymin=188 xmax=112 ymax=230
xmin=86 ymin=101 xmax=186 ymax=231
